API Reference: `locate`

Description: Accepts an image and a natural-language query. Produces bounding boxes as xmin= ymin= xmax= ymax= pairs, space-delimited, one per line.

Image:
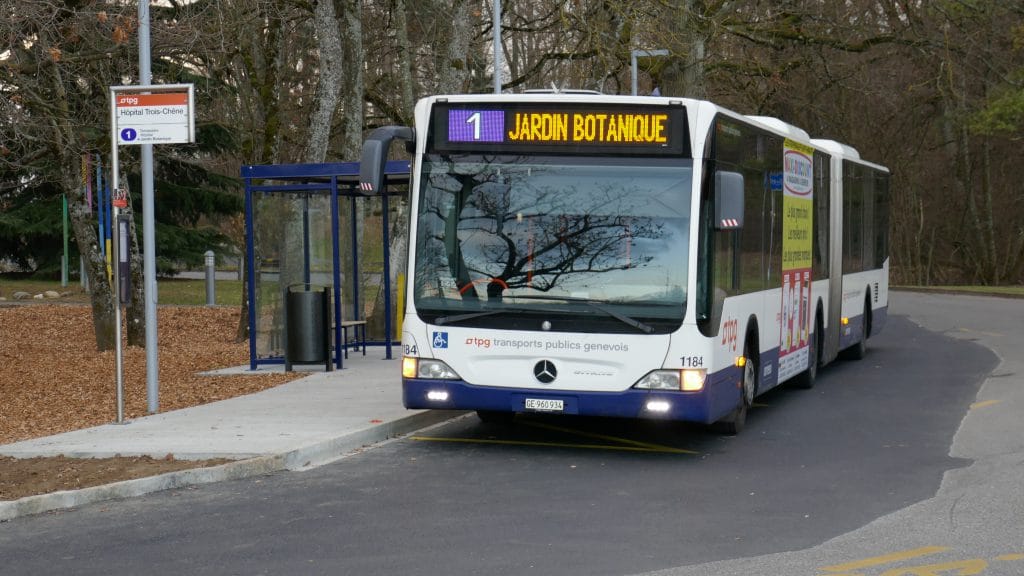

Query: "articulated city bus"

xmin=360 ymin=93 xmax=889 ymax=434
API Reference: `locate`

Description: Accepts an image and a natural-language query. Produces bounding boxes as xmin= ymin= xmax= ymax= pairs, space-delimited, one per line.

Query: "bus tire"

xmin=792 ymin=311 xmax=822 ymax=389
xmin=715 ymin=338 xmax=758 ymax=435
xmin=476 ymin=410 xmax=515 ymax=425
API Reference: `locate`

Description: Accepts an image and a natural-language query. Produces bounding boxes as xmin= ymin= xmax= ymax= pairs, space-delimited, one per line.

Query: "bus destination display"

xmin=432 ymin=103 xmax=687 ymax=156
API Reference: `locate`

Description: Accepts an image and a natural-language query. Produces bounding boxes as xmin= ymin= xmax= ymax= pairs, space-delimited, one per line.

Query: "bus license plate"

xmin=525 ymin=398 xmax=564 ymax=412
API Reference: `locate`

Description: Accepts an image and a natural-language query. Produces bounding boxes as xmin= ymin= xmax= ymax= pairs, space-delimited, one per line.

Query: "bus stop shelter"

xmin=241 ymin=160 xmax=410 ymax=370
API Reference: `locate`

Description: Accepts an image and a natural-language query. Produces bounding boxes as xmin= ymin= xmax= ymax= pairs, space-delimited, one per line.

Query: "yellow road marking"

xmin=409 ymin=435 xmax=695 ymax=454
xmin=879 ymin=558 xmax=987 ymax=575
xmin=970 ymin=400 xmax=1001 ymax=410
xmin=518 ymin=419 xmax=699 ymax=454
xmin=996 ymin=553 xmax=1024 ymax=561
xmin=820 ymin=546 xmax=949 ymax=572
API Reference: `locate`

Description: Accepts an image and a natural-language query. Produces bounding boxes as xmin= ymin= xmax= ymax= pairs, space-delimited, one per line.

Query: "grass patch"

xmin=157 ymin=278 xmax=244 ymax=306
xmin=0 ymin=278 xmax=89 ymax=301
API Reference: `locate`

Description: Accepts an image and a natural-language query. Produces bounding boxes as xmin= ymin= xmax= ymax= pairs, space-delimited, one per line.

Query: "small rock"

xmin=33 ymin=293 xmax=44 ymax=300
xmin=44 ymin=290 xmax=61 ymax=299
xmin=13 ymin=291 xmax=31 ymax=300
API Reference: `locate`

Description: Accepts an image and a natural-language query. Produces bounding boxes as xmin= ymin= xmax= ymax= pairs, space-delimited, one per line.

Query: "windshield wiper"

xmin=434 ymin=309 xmax=505 ymax=326
xmin=508 ymin=294 xmax=654 ymax=334
xmin=434 ymin=307 xmax=538 ymax=326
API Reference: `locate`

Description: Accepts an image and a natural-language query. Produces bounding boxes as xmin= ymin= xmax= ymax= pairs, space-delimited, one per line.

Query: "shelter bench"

xmin=340 ymin=320 xmax=367 ymax=358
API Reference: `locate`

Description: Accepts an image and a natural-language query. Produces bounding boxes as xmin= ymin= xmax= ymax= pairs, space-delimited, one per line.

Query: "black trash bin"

xmin=284 ymin=284 xmax=332 ymax=371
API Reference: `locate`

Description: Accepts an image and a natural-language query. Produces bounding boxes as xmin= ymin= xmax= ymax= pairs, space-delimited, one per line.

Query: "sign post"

xmin=108 ymin=83 xmax=194 ymax=423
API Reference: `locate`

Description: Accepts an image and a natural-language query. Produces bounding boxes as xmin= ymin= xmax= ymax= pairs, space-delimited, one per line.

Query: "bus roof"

xmin=746 ymin=116 xmax=811 ymax=142
xmin=418 ymin=94 xmax=887 ymax=170
xmin=810 ymin=139 xmax=861 ymax=160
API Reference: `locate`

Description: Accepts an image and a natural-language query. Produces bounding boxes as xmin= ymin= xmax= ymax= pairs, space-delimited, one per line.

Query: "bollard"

xmin=204 ymin=250 xmax=215 ymax=306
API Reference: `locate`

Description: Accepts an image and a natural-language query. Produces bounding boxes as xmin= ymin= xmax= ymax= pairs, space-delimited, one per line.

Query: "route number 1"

xmin=466 ymin=112 xmax=481 ymax=140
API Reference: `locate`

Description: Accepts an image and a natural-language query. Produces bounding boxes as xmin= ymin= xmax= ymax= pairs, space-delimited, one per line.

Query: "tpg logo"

xmin=465 ymin=337 xmax=491 ymax=349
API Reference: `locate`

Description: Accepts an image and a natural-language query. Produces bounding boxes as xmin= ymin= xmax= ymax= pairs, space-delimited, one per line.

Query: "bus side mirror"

xmin=359 ymin=126 xmax=414 ymax=195
xmin=714 ymin=171 xmax=744 ymax=230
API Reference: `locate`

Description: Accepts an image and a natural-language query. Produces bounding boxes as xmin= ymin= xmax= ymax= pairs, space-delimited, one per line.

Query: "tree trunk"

xmin=364 ymin=0 xmax=414 ymax=343
xmin=944 ymin=80 xmax=988 ymax=283
xmin=437 ymin=0 xmax=473 ymax=94
xmin=305 ymin=0 xmax=346 ymax=163
xmin=125 ymin=197 xmax=146 ymax=347
xmin=340 ymin=0 xmax=364 ymax=160
xmin=659 ymin=0 xmax=709 ymax=98
xmin=235 ymin=2 xmax=288 ymax=343
xmin=63 ymin=169 xmax=117 ymax=351
xmin=394 ymin=0 xmax=416 ymax=120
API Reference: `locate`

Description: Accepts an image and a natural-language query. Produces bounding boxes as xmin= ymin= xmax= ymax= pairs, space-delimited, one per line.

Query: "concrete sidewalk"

xmin=0 ymin=355 xmax=462 ymax=521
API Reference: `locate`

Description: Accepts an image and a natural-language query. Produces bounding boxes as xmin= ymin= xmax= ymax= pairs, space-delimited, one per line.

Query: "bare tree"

xmin=0 ymin=2 xmax=141 ymax=350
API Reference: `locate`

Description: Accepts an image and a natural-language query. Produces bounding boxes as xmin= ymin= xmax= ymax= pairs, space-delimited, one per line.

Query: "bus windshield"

xmin=412 ymin=155 xmax=692 ymax=334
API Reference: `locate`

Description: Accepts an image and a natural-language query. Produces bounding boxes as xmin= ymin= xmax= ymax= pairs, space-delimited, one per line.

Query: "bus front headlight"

xmin=680 ymin=369 xmax=706 ymax=392
xmin=403 ymin=357 xmax=461 ymax=380
xmin=633 ymin=369 xmax=706 ymax=392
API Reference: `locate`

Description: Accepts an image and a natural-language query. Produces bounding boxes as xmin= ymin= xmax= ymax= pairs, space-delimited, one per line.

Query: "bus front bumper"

xmin=402 ymin=369 xmax=742 ymax=425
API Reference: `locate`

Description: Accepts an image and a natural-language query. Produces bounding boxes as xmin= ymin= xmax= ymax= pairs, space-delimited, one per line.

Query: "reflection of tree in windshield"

xmin=461 ymin=181 xmax=662 ymax=297
xmin=415 ymin=159 xmax=688 ymax=304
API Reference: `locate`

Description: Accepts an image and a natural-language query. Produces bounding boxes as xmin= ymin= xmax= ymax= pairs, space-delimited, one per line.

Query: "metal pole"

xmin=105 ymin=183 xmax=112 ymax=275
xmin=302 ymin=194 xmax=311 ymax=287
xmin=109 ymin=89 xmax=125 ymax=424
xmin=493 ymin=0 xmax=502 ymax=94
xmin=61 ymin=195 xmax=68 ymax=287
xmin=350 ymin=196 xmax=359 ymax=328
xmin=245 ymin=178 xmax=258 ymax=371
xmin=205 ymin=250 xmax=216 ymax=306
xmin=139 ymin=0 xmax=159 ymax=414
xmin=330 ymin=176 xmax=343 ymax=369
xmin=381 ymin=192 xmax=392 ymax=360
xmin=631 ymin=52 xmax=638 ymax=96
xmin=631 ymin=49 xmax=669 ymax=96
xmin=98 ymin=175 xmax=106 ymax=260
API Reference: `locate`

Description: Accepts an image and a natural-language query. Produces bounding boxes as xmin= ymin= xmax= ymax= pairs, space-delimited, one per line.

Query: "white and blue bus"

xmin=360 ymin=93 xmax=889 ymax=434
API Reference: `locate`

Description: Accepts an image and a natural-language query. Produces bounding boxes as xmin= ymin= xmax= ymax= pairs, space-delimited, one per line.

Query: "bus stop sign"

xmin=114 ymin=89 xmax=194 ymax=145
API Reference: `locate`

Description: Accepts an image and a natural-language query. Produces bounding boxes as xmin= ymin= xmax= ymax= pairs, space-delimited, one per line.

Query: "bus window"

xmin=874 ymin=172 xmax=890 ymax=268
xmin=843 ymin=161 xmax=864 ymax=273
xmin=813 ymin=151 xmax=831 ymax=280
xmin=862 ymin=171 xmax=875 ymax=272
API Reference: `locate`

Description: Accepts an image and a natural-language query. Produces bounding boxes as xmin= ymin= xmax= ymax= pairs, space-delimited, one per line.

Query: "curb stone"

xmin=0 ymin=454 xmax=284 ymax=522
xmin=0 ymin=410 xmax=462 ymax=522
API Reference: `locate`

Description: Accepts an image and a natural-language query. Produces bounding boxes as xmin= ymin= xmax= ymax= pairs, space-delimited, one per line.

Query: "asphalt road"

xmin=0 ymin=292 xmax=1011 ymax=576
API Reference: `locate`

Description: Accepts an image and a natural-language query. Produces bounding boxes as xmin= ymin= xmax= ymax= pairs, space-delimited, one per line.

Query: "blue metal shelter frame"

xmin=241 ymin=160 xmax=410 ymax=370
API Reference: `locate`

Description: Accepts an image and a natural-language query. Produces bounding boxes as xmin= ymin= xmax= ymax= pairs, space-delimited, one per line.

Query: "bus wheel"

xmin=476 ymin=410 xmax=515 ymax=425
xmin=793 ymin=313 xmax=821 ymax=389
xmin=715 ymin=341 xmax=757 ymax=435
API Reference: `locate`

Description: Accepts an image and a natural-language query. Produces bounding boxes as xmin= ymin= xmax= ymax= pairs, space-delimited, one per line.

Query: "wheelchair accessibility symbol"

xmin=432 ymin=331 xmax=448 ymax=349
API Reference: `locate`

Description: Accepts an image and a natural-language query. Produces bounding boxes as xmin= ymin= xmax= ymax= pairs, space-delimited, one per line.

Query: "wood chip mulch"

xmin=0 ymin=304 xmax=300 ymax=500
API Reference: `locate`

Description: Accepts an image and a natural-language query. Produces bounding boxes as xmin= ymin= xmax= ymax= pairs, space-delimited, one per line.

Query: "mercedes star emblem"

xmin=533 ymin=360 xmax=557 ymax=384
